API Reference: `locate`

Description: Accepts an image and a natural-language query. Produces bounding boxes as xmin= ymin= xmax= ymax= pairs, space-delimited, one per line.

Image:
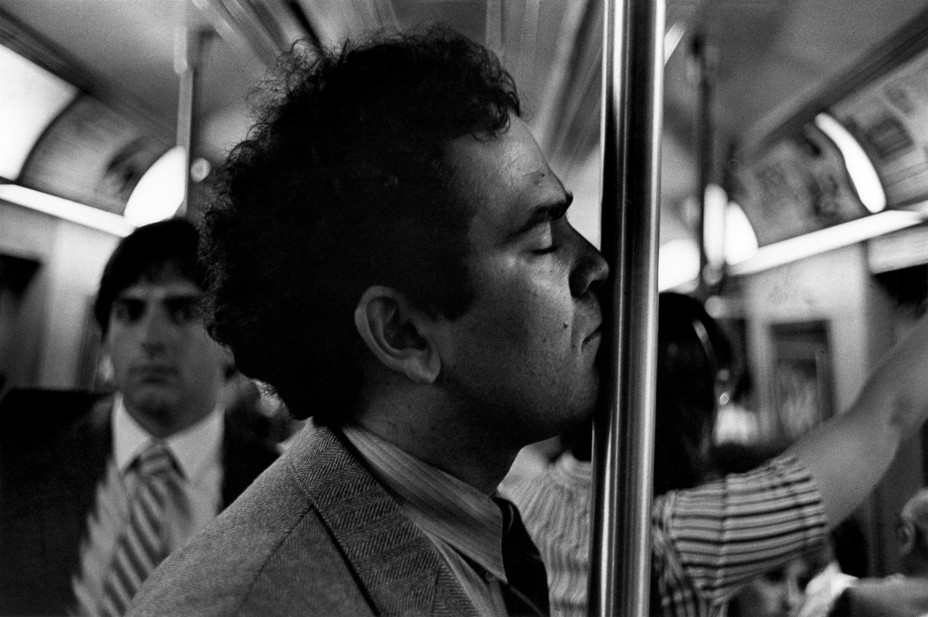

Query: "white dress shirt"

xmin=343 ymin=424 xmax=511 ymax=617
xmin=71 ymin=395 xmax=224 ymax=615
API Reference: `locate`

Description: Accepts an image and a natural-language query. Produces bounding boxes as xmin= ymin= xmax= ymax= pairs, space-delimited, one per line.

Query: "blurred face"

xmin=731 ymin=558 xmax=813 ymax=617
xmin=104 ymin=275 xmax=229 ymax=437
xmin=433 ymin=116 xmax=609 ymax=444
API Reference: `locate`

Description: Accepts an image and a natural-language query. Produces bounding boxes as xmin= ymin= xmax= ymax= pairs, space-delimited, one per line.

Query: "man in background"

xmin=0 ymin=218 xmax=279 ymax=616
xmin=827 ymin=487 xmax=928 ymax=616
xmin=503 ymin=292 xmax=928 ymax=617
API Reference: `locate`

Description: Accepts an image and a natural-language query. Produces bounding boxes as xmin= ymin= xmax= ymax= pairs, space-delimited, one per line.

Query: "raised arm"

xmin=788 ymin=314 xmax=928 ymax=527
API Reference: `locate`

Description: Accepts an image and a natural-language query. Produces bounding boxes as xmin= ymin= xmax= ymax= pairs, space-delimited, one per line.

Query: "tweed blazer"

xmin=127 ymin=424 xmax=481 ymax=617
xmin=0 ymin=389 xmax=280 ymax=616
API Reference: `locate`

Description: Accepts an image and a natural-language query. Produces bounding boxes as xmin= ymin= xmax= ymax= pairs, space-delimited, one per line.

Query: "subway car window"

xmin=2 ymin=2 xmax=928 ymax=616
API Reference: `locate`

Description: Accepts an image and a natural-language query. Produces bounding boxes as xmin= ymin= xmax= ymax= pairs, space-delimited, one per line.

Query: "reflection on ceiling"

xmin=2 ymin=0 xmax=928 ymax=282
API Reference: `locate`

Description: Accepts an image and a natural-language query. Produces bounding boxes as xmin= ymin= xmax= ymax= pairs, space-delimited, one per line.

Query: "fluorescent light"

xmin=659 ymin=237 xmax=700 ymax=291
xmin=724 ymin=202 xmax=758 ymax=265
xmin=728 ymin=209 xmax=924 ymax=276
xmin=0 ymin=44 xmax=77 ymax=180
xmin=664 ymin=22 xmax=685 ymax=65
xmin=0 ymin=184 xmax=135 ymax=236
xmin=703 ymin=184 xmax=728 ymax=268
xmin=123 ymin=146 xmax=187 ymax=226
xmin=814 ymin=112 xmax=886 ymax=214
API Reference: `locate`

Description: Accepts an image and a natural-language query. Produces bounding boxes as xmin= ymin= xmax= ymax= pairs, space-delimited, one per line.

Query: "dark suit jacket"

xmin=126 ymin=424 xmax=481 ymax=617
xmin=828 ymin=576 xmax=928 ymax=617
xmin=0 ymin=389 xmax=280 ymax=616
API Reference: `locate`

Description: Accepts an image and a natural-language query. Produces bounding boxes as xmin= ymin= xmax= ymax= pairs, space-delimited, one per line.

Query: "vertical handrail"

xmin=693 ymin=33 xmax=714 ymax=297
xmin=588 ymin=0 xmax=664 ymax=615
xmin=174 ymin=25 xmax=206 ymax=220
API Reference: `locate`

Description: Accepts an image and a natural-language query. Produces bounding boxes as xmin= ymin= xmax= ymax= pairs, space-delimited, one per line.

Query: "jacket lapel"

xmin=2 ymin=393 xmax=112 ymax=613
xmin=60 ymin=395 xmax=112 ymax=496
xmin=287 ymin=425 xmax=479 ymax=617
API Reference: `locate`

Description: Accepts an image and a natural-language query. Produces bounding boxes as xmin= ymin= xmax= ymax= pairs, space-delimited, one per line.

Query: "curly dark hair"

xmin=202 ymin=26 xmax=521 ymax=423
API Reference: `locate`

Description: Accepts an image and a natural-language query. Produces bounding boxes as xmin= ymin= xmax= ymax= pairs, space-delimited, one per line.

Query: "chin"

xmin=537 ymin=402 xmax=595 ymax=440
xmin=128 ymin=389 xmax=180 ymax=417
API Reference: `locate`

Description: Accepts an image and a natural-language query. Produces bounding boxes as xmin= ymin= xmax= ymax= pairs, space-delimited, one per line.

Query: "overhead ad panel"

xmin=734 ymin=122 xmax=868 ymax=247
xmin=832 ymin=52 xmax=928 ymax=208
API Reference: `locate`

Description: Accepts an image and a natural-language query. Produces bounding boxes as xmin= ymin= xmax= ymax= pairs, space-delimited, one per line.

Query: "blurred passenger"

xmin=826 ymin=488 xmax=928 ymax=617
xmin=717 ymin=444 xmax=853 ymax=617
xmin=221 ymin=370 xmax=298 ymax=447
xmin=503 ymin=291 xmax=928 ymax=617
xmin=0 ymin=219 xmax=279 ymax=616
xmin=502 ymin=291 xmax=733 ymax=617
xmin=898 ymin=487 xmax=928 ymax=577
xmin=795 ymin=558 xmax=857 ymax=617
xmin=728 ymin=549 xmax=833 ymax=617
xmin=652 ymin=292 xmax=733 ymax=493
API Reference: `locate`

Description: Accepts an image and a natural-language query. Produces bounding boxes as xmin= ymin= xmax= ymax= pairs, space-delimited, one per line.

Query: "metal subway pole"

xmin=174 ymin=25 xmax=207 ymax=220
xmin=588 ymin=0 xmax=664 ymax=615
xmin=692 ymin=32 xmax=714 ymax=298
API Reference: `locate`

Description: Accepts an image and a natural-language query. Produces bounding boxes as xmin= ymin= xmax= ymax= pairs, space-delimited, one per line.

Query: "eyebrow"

xmin=507 ymin=191 xmax=574 ymax=241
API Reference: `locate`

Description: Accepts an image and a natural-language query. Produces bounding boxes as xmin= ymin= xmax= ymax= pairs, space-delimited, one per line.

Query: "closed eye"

xmin=523 ymin=195 xmax=572 ymax=255
xmin=533 ymin=241 xmax=560 ymax=255
xmin=509 ymin=192 xmax=574 ymax=243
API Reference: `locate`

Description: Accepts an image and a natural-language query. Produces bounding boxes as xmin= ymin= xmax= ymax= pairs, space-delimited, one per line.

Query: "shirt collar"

xmin=342 ymin=424 xmax=507 ymax=582
xmin=552 ymin=449 xmax=592 ymax=485
xmin=112 ymin=393 xmax=224 ymax=481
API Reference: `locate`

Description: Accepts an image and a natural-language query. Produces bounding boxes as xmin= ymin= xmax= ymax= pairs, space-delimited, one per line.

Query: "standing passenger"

xmin=126 ymin=27 xmax=928 ymax=617
xmin=504 ymin=291 xmax=928 ymax=617
xmin=827 ymin=488 xmax=928 ymax=616
xmin=0 ymin=219 xmax=279 ymax=616
xmin=129 ymin=27 xmax=607 ymax=617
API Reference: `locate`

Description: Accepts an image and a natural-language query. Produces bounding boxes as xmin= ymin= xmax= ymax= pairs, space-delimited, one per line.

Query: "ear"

xmin=354 ymin=285 xmax=442 ymax=384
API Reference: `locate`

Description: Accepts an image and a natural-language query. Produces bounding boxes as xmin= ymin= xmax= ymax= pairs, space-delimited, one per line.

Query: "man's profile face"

xmin=434 ymin=115 xmax=609 ymax=443
xmin=104 ymin=273 xmax=229 ymax=433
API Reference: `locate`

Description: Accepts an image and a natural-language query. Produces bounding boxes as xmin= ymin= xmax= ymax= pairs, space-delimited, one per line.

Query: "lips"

xmin=130 ymin=364 xmax=178 ymax=382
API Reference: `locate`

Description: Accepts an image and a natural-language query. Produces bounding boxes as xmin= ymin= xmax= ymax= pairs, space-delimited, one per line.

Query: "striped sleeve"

xmin=652 ymin=454 xmax=828 ymax=617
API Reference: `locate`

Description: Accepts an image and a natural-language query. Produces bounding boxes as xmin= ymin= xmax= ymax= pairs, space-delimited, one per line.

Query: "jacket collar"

xmin=286 ymin=423 xmax=479 ymax=617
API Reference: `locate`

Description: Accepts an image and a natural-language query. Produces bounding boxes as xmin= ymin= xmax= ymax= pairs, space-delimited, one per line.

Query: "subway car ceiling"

xmin=3 ymin=0 xmax=928 ymax=282
xmin=3 ymin=0 xmax=928 ymax=579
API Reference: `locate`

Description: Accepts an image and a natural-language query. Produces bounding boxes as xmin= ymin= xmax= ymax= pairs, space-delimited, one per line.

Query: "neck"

xmin=124 ymin=400 xmax=215 ymax=440
xmin=565 ymin=418 xmax=593 ymax=461
xmin=354 ymin=393 xmax=521 ymax=495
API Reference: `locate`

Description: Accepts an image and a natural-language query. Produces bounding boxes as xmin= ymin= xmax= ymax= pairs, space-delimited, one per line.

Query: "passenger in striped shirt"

xmin=503 ymin=293 xmax=928 ymax=617
xmin=712 ymin=443 xmax=845 ymax=617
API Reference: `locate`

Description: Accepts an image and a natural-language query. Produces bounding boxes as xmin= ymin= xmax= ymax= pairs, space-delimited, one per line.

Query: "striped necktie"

xmin=495 ymin=497 xmax=551 ymax=617
xmin=98 ymin=441 xmax=181 ymax=617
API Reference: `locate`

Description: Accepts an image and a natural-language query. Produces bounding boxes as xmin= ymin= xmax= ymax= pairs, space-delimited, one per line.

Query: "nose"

xmin=139 ymin=306 xmax=176 ymax=354
xmin=568 ymin=226 xmax=610 ymax=298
